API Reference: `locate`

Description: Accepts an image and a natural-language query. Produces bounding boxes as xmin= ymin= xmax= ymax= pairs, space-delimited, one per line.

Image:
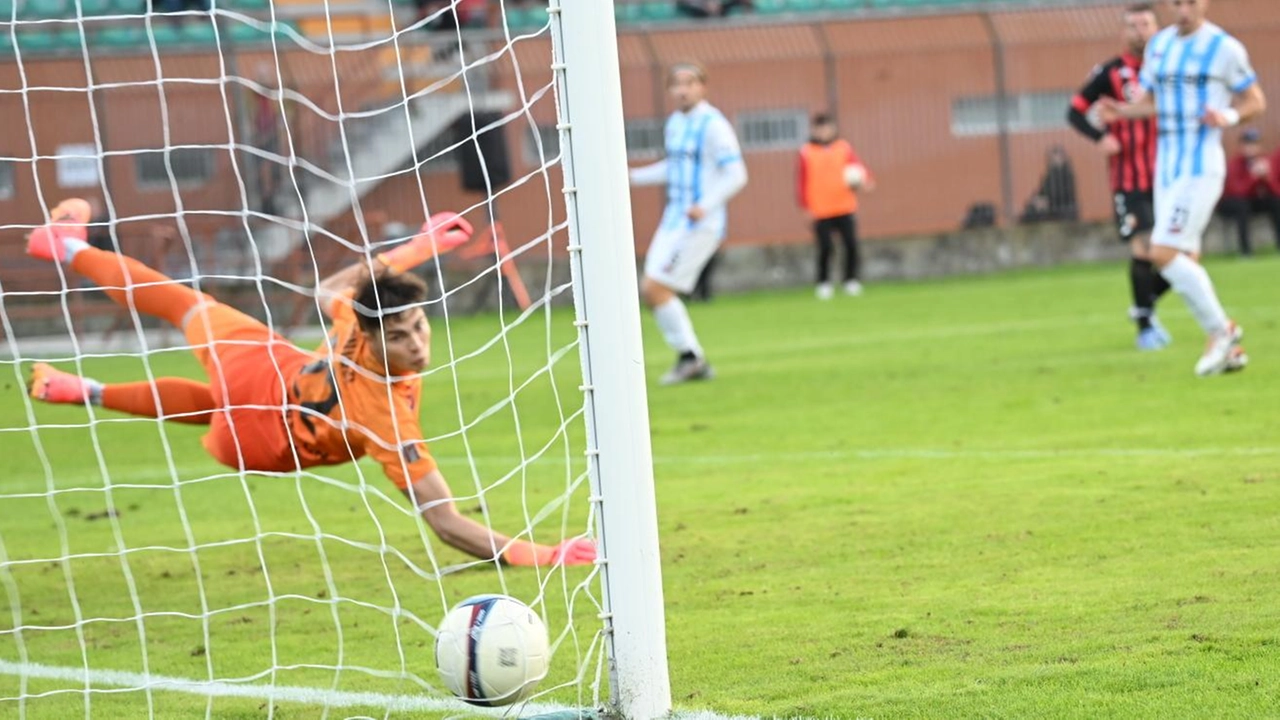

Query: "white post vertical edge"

xmin=548 ymin=1 xmax=673 ymax=718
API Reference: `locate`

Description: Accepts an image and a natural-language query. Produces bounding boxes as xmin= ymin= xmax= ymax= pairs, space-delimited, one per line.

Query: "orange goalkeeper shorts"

xmin=182 ymin=302 xmax=311 ymax=472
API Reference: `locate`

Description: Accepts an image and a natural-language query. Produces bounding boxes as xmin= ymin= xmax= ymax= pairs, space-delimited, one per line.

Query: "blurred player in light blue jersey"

xmin=1101 ymin=0 xmax=1265 ymax=376
xmin=630 ymin=63 xmax=748 ymax=385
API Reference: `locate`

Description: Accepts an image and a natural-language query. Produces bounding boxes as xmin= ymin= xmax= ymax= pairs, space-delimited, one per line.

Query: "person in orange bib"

xmin=25 ymin=198 xmax=594 ymax=569
xmin=797 ymin=113 xmax=875 ymax=300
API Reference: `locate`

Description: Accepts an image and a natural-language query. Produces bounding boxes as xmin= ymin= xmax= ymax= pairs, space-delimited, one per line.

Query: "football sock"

xmin=1159 ymin=254 xmax=1229 ymax=336
xmin=1150 ymin=269 xmax=1171 ymax=303
xmin=653 ymin=297 xmax=703 ymax=358
xmin=1129 ymin=258 xmax=1156 ymax=330
xmin=84 ymin=377 xmax=104 ymax=406
xmin=61 ymin=238 xmax=90 ymax=264
xmin=101 ymin=378 xmax=218 ymax=425
xmin=71 ymin=247 xmax=212 ymax=327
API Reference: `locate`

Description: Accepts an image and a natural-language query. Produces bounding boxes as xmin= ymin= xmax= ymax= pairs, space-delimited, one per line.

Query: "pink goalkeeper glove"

xmin=376 ymin=211 xmax=474 ymax=274
xmin=503 ymin=538 xmax=597 ymax=567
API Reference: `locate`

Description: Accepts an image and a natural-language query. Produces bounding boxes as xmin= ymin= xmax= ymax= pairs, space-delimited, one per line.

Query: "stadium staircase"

xmin=253 ymin=86 xmax=511 ymax=262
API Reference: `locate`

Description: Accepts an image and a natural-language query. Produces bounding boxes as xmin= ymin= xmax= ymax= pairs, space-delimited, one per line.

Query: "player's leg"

xmin=1137 ymin=192 xmax=1172 ymax=306
xmin=1261 ymin=195 xmax=1280 ymax=251
xmin=1123 ymin=192 xmax=1169 ymax=350
xmin=1129 ymin=232 xmax=1171 ymax=350
xmin=692 ymin=253 xmax=716 ymax=302
xmin=814 ymin=218 xmax=834 ymax=299
xmin=1150 ymin=177 xmax=1241 ymax=376
xmin=642 ymin=226 xmax=720 ymax=385
xmin=27 ymin=200 xmax=212 ymax=328
xmin=28 ymin=198 xmax=308 ymax=462
xmin=838 ymin=213 xmax=862 ymax=296
xmin=29 ymin=363 xmax=217 ymax=424
xmin=641 ymin=276 xmax=710 ymax=385
xmin=100 ymin=378 xmax=217 ymax=423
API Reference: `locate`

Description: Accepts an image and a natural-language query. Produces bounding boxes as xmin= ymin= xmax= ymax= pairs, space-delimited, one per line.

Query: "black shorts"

xmin=1113 ymin=190 xmax=1155 ymax=241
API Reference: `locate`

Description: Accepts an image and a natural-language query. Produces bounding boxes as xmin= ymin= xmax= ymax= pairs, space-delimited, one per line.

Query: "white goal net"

xmin=0 ymin=0 xmax=665 ymax=717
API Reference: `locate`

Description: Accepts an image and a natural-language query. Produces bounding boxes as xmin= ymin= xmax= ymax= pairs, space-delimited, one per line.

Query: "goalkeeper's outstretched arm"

xmin=316 ymin=212 xmax=475 ymax=316
xmin=405 ymin=470 xmax=596 ymax=567
xmin=317 ymin=261 xmax=380 ymax=314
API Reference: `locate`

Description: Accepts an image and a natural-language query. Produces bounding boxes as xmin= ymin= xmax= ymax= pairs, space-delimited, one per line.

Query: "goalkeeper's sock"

xmin=27 ymin=228 xmax=89 ymax=264
xmin=653 ymin=297 xmax=703 ymax=358
xmin=70 ymin=247 xmax=211 ymax=327
xmin=102 ymin=378 xmax=217 ymax=425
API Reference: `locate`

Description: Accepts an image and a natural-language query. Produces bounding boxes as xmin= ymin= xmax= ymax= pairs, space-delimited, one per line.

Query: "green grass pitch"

xmin=2 ymin=255 xmax=1279 ymax=718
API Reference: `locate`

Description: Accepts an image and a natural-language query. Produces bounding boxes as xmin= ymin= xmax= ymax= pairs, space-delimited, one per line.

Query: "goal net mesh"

xmin=0 ymin=0 xmax=610 ymax=715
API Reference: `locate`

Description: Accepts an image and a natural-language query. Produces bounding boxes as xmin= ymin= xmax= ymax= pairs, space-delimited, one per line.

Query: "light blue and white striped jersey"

xmin=660 ymin=101 xmax=743 ymax=235
xmin=1141 ymin=21 xmax=1257 ymax=186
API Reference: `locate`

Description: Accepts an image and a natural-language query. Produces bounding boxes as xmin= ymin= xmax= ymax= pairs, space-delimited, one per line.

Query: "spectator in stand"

xmin=1219 ymin=128 xmax=1280 ymax=256
xmin=797 ymin=113 xmax=874 ymax=300
xmin=1021 ymin=145 xmax=1079 ymax=223
xmin=676 ymin=0 xmax=752 ymax=19
xmin=416 ymin=0 xmax=487 ymax=31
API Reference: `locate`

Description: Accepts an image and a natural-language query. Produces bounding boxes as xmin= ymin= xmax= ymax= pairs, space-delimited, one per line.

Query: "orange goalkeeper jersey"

xmin=283 ymin=294 xmax=437 ymax=489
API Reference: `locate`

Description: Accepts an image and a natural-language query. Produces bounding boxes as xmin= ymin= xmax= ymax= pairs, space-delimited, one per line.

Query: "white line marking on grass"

xmin=0 ymin=659 xmax=567 ymax=716
xmin=0 ymin=660 xmax=806 ymax=720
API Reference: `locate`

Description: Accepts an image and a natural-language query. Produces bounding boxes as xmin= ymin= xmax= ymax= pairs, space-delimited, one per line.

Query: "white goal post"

xmin=551 ymin=1 xmax=673 ymax=716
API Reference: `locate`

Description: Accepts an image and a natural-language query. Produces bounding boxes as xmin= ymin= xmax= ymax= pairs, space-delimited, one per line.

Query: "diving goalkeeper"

xmin=25 ymin=198 xmax=594 ymax=568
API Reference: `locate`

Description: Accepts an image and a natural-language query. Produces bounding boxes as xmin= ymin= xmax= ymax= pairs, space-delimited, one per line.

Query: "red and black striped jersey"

xmin=1068 ymin=53 xmax=1157 ymax=193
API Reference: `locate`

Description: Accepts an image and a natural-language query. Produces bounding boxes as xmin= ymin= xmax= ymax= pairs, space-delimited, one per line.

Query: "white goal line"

xmin=0 ymin=658 xmax=569 ymax=717
xmin=0 ymin=659 xmax=816 ymax=720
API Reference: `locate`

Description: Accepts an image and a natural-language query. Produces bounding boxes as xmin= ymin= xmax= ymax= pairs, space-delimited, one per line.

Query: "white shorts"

xmin=643 ymin=224 xmax=724 ymax=294
xmin=1152 ymin=174 xmax=1225 ymax=253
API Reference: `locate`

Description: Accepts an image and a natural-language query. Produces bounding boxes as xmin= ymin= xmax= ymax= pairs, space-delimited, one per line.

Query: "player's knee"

xmin=1130 ymin=235 xmax=1152 ymax=260
xmin=640 ymin=277 xmax=673 ymax=308
xmin=1148 ymin=244 xmax=1178 ymax=269
xmin=178 ymin=298 xmax=219 ymax=332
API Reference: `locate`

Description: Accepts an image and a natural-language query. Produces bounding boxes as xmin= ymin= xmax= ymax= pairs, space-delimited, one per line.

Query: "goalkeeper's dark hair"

xmin=1125 ymin=2 xmax=1155 ymax=15
xmin=352 ymin=270 xmax=428 ymax=335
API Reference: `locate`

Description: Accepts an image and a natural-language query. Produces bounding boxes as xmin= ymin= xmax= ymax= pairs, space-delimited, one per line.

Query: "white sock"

xmin=85 ymin=378 xmax=104 ymax=406
xmin=652 ymin=297 xmax=703 ymax=357
xmin=61 ymin=237 xmax=89 ymax=264
xmin=1160 ymin=254 xmax=1229 ymax=336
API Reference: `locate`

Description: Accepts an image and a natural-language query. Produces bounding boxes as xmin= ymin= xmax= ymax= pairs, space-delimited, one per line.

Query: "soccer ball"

xmin=435 ymin=594 xmax=549 ymax=706
xmin=843 ymin=163 xmax=867 ymax=189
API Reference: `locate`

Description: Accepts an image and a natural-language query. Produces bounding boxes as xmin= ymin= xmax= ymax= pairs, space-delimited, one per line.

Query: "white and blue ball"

xmin=435 ymin=594 xmax=549 ymax=706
